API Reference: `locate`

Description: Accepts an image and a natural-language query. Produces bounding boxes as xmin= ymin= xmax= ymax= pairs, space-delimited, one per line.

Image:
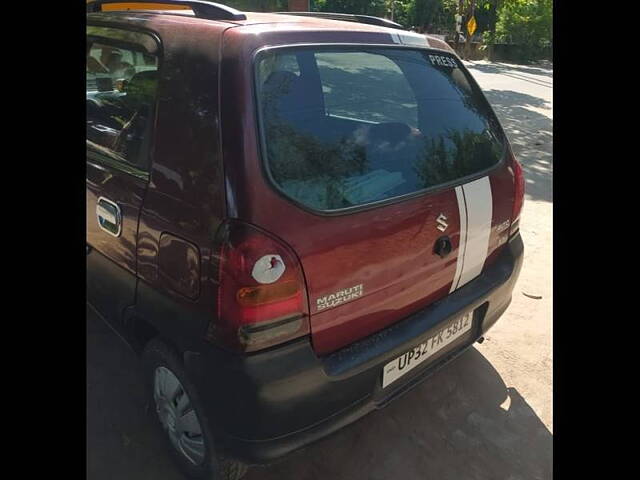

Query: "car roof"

xmin=87 ymin=9 xmax=451 ymax=50
xmin=91 ymin=9 xmax=394 ymax=28
xmin=231 ymin=12 xmax=403 ymax=32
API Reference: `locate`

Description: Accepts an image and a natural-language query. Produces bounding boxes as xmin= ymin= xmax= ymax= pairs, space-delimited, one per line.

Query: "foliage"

xmin=494 ymin=0 xmax=552 ymax=47
xmin=314 ymin=0 xmax=387 ymax=16
xmin=473 ymin=1 xmax=499 ymax=36
xmin=312 ymin=0 xmax=497 ymax=36
xmin=224 ymin=0 xmax=288 ymax=11
xmin=406 ymin=0 xmax=456 ymax=32
xmin=224 ymin=0 xmax=551 ymax=60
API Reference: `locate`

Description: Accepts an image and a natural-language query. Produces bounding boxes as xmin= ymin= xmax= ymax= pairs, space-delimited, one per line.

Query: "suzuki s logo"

xmin=436 ymin=213 xmax=448 ymax=232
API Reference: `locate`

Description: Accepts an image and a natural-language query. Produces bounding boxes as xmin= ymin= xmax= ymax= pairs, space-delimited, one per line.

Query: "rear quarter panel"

xmin=94 ymin=15 xmax=233 ymax=352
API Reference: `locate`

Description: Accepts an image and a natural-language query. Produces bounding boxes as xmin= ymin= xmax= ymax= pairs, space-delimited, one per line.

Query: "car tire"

xmin=142 ymin=339 xmax=247 ymax=480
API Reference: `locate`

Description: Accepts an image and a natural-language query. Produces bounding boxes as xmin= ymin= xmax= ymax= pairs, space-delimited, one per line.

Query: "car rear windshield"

xmin=255 ymin=47 xmax=505 ymax=211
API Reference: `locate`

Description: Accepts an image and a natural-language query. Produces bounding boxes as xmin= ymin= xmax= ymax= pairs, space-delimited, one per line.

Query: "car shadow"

xmin=480 ymin=88 xmax=553 ymax=204
xmin=245 ymin=347 xmax=552 ymax=480
xmin=87 ymin=307 xmax=185 ymax=480
xmin=87 ymin=309 xmax=552 ymax=480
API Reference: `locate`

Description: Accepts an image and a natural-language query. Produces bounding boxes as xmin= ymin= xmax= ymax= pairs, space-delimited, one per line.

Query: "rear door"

xmin=254 ymin=46 xmax=515 ymax=355
xmin=86 ymin=26 xmax=159 ymax=325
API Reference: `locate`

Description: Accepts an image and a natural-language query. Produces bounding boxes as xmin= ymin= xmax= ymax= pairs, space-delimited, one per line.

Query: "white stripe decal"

xmin=389 ymin=33 xmax=402 ymax=44
xmin=450 ymin=177 xmax=493 ymax=292
xmin=450 ymin=186 xmax=467 ymax=293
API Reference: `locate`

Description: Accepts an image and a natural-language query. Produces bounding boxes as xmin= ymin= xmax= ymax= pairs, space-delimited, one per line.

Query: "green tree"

xmin=493 ymin=0 xmax=552 ymax=55
xmin=223 ymin=0 xmax=288 ymax=11
xmin=388 ymin=0 xmax=412 ymax=25
xmin=406 ymin=0 xmax=457 ymax=32
xmin=314 ymin=0 xmax=388 ymax=16
xmin=474 ymin=1 xmax=499 ymax=35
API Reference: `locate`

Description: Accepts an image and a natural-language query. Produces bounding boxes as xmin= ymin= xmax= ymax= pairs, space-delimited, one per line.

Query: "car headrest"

xmin=104 ymin=51 xmax=123 ymax=70
xmin=263 ymin=71 xmax=299 ymax=95
xmin=124 ymin=70 xmax=157 ymax=110
xmin=261 ymin=70 xmax=323 ymax=124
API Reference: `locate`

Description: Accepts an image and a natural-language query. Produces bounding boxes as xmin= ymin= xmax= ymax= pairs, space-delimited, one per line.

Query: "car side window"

xmin=86 ymin=27 xmax=159 ymax=171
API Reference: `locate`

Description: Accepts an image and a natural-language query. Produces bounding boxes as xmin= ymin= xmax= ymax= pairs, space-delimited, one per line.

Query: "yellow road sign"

xmin=467 ymin=15 xmax=477 ymax=36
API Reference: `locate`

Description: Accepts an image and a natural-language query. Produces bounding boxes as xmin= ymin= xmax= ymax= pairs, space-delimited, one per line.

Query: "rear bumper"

xmin=185 ymin=233 xmax=524 ymax=465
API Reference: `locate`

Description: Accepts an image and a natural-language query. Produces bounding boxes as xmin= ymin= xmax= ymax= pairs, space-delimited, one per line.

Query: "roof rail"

xmin=86 ymin=0 xmax=247 ymax=21
xmin=276 ymin=11 xmax=405 ymax=30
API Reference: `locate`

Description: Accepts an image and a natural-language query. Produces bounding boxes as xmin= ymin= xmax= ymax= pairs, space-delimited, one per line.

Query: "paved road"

xmin=87 ymin=60 xmax=553 ymax=480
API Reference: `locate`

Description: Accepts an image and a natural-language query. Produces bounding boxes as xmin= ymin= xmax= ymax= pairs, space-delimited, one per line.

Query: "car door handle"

xmin=96 ymin=204 xmax=117 ymax=224
xmin=96 ymin=197 xmax=122 ymax=237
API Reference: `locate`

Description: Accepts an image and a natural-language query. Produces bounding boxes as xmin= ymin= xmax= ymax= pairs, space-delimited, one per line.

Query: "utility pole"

xmin=464 ymin=0 xmax=476 ymax=60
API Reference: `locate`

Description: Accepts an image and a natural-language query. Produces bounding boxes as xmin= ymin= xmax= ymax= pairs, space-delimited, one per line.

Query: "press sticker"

xmin=429 ymin=54 xmax=457 ymax=68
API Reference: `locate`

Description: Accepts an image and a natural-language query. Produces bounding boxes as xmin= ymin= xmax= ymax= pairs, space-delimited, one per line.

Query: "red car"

xmin=86 ymin=2 xmax=525 ymax=479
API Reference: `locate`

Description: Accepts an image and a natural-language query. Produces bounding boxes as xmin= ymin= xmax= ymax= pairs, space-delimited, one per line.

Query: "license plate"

xmin=382 ymin=312 xmax=474 ymax=388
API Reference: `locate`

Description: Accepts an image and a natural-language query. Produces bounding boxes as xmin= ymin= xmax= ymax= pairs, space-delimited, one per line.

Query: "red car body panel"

xmin=89 ymin=11 xmax=517 ymax=354
xmin=219 ymin=24 xmax=517 ymax=354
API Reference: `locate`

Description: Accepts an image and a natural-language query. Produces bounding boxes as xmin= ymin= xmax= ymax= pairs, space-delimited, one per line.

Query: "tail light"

xmin=206 ymin=220 xmax=310 ymax=353
xmin=509 ymin=149 xmax=525 ymax=237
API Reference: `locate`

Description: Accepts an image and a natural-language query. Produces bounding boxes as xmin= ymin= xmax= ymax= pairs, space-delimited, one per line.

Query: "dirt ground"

xmin=87 ymin=60 xmax=553 ymax=480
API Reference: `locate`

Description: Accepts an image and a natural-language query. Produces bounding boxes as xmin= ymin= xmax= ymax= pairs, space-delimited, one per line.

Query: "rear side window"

xmin=256 ymin=47 xmax=505 ymax=211
xmin=86 ymin=27 xmax=159 ymax=170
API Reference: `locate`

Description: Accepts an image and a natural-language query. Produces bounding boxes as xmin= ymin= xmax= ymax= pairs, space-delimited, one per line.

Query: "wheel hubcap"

xmin=153 ymin=366 xmax=206 ymax=465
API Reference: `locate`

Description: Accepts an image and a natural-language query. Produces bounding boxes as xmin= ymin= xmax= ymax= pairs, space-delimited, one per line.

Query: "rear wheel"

xmin=142 ymin=339 xmax=247 ymax=480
